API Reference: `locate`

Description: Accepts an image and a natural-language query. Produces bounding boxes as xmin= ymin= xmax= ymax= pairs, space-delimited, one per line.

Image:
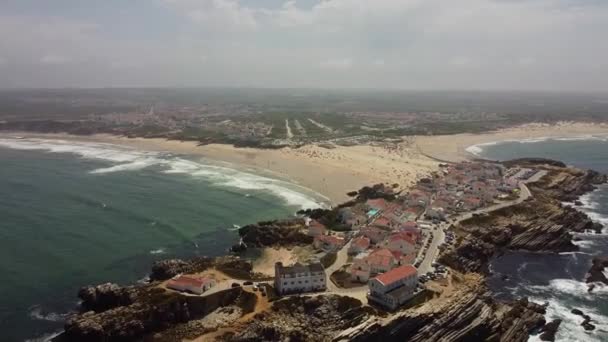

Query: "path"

xmin=308 ymin=118 xmax=334 ymax=133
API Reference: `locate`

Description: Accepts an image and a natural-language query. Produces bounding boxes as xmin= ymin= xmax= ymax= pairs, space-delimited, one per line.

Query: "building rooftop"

xmin=276 ymin=262 xmax=325 ymax=276
xmin=374 ymin=265 xmax=417 ymax=286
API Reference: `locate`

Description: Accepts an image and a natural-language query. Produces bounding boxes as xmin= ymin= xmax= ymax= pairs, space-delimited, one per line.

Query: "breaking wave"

xmin=0 ymin=138 xmax=326 ymax=210
xmin=28 ymin=306 xmax=70 ymax=322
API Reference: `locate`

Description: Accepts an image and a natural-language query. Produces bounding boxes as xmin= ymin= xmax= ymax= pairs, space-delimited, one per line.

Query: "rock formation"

xmin=585 ymin=256 xmax=608 ymax=287
xmin=238 ymin=219 xmax=312 ymax=248
xmin=334 ymin=277 xmax=545 ymax=342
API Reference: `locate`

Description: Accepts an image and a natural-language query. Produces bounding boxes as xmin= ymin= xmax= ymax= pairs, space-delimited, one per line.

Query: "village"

xmin=160 ymin=161 xmax=544 ymax=312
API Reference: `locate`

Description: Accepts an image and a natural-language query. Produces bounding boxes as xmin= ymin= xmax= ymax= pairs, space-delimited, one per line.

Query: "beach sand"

xmin=5 ymin=121 xmax=606 ymax=205
xmin=3 ymin=133 xmax=438 ymax=205
xmin=415 ymin=122 xmax=608 ymax=162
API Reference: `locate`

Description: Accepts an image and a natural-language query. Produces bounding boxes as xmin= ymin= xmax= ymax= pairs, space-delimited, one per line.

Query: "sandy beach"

xmin=415 ymin=122 xmax=608 ymax=162
xmin=1 ymin=132 xmax=438 ymax=205
xmin=4 ymin=121 xmax=608 ymax=205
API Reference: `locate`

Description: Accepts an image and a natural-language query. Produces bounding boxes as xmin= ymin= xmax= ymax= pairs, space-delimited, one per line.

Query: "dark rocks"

xmin=238 ymin=220 xmax=312 ymax=248
xmin=539 ymin=319 xmax=561 ymax=341
xmin=336 ymin=284 xmax=546 ymax=342
xmin=150 ymin=259 xmax=192 ymax=281
xmin=585 ymin=256 xmax=608 ymax=287
xmin=77 ymin=283 xmax=135 ymax=313
xmin=570 ymin=308 xmax=596 ymax=331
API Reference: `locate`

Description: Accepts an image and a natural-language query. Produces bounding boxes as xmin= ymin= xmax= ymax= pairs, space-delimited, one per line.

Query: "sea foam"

xmin=0 ymin=138 xmax=326 ymax=210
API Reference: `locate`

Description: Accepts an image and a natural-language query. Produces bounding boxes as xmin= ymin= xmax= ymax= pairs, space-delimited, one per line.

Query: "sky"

xmin=0 ymin=0 xmax=607 ymax=91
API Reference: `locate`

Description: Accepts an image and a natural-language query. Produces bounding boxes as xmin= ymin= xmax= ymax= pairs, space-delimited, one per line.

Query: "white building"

xmin=166 ymin=275 xmax=216 ymax=295
xmin=368 ymin=265 xmax=418 ymax=310
xmin=274 ymin=262 xmax=326 ymax=295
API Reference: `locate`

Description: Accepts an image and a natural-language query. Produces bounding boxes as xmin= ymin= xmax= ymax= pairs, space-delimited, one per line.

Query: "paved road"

xmin=325 ymin=239 xmax=352 ymax=292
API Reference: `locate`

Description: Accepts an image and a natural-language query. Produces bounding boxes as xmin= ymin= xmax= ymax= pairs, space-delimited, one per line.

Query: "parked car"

xmin=231 ymin=282 xmax=241 ymax=288
xmin=243 ymin=281 xmax=253 ymax=286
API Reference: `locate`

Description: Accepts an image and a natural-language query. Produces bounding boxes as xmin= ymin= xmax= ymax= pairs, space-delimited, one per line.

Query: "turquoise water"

xmin=472 ymin=137 xmax=608 ymax=342
xmin=0 ymin=138 xmax=322 ymax=342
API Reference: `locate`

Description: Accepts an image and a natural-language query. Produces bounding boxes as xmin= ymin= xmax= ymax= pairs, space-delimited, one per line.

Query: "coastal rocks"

xmin=228 ymin=295 xmax=371 ymax=342
xmin=571 ymin=308 xmax=596 ymax=331
xmin=539 ymin=319 xmax=561 ymax=341
xmin=150 ymin=256 xmax=253 ymax=282
xmin=585 ymin=256 xmax=608 ymax=287
xmin=335 ymin=283 xmax=545 ymax=342
xmin=238 ymin=220 xmax=312 ymax=248
xmin=77 ymin=283 xmax=135 ymax=313
xmin=64 ymin=286 xmax=254 ymax=342
xmin=151 ymin=259 xmax=194 ymax=281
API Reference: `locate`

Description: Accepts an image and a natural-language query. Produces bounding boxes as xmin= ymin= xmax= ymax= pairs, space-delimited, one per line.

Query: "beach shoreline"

xmin=3 ymin=121 xmax=608 ymax=205
xmin=415 ymin=121 xmax=608 ymax=162
xmin=0 ymin=132 xmax=439 ymax=205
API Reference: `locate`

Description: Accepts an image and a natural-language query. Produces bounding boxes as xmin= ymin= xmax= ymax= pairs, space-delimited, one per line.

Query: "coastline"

xmin=415 ymin=122 xmax=608 ymax=162
xmin=0 ymin=132 xmax=438 ymax=205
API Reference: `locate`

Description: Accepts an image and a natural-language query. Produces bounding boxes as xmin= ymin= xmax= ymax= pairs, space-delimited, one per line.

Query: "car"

xmin=231 ymin=282 xmax=241 ymax=288
xmin=243 ymin=281 xmax=253 ymax=286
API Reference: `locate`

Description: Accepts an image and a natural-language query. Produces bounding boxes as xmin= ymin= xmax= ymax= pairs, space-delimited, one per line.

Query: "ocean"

xmin=468 ymin=136 xmax=608 ymax=342
xmin=0 ymin=137 xmax=325 ymax=342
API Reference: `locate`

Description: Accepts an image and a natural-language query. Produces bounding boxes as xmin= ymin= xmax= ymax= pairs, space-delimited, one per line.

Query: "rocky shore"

xmin=335 ymin=274 xmax=546 ymax=342
xmin=55 ymin=160 xmax=606 ymax=342
xmin=440 ymin=163 xmax=606 ymax=274
xmin=586 ymin=255 xmax=608 ymax=292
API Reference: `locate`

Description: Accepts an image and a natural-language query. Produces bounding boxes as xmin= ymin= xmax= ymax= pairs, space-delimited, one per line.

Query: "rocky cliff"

xmin=224 ymin=295 xmax=373 ymax=342
xmin=440 ymin=164 xmax=605 ymax=273
xmin=334 ymin=276 xmax=545 ymax=342
xmin=238 ymin=219 xmax=312 ymax=248
xmin=64 ymin=284 xmax=255 ymax=342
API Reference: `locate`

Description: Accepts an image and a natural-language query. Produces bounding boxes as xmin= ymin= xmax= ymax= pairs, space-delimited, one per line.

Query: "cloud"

xmin=40 ymin=54 xmax=71 ymax=65
xmin=320 ymin=58 xmax=354 ymax=70
xmin=0 ymin=0 xmax=606 ymax=90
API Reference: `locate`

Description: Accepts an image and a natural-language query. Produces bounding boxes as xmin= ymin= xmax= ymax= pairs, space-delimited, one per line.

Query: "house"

xmin=308 ymin=220 xmax=327 ymax=237
xmin=361 ymin=226 xmax=391 ymax=244
xmin=462 ymin=196 xmax=482 ymax=210
xmin=167 ymin=275 xmax=216 ymax=295
xmin=384 ymin=232 xmax=417 ymax=255
xmin=313 ymin=235 xmax=345 ymax=252
xmin=372 ymin=216 xmax=394 ymax=229
xmin=274 ymin=262 xmax=326 ymax=295
xmin=350 ymin=252 xmax=372 ymax=283
xmin=349 ymin=248 xmax=397 ymax=283
xmin=348 ymin=236 xmax=370 ymax=255
xmin=368 ymin=265 xmax=418 ymax=310
xmin=367 ymin=248 xmax=397 ymax=275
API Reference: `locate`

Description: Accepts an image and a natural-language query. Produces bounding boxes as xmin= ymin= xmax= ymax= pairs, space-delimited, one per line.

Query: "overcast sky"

xmin=1 ymin=0 xmax=607 ymax=91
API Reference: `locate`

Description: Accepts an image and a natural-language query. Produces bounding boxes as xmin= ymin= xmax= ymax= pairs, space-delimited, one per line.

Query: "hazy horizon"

xmin=1 ymin=0 xmax=607 ymax=92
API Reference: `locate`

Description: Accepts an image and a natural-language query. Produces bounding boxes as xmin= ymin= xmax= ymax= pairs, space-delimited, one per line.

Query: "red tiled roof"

xmin=353 ymin=237 xmax=370 ymax=248
xmin=367 ymin=198 xmax=388 ymax=210
xmin=374 ymin=265 xmax=417 ymax=285
xmin=388 ymin=232 xmax=417 ymax=246
xmin=168 ymin=276 xmax=211 ymax=287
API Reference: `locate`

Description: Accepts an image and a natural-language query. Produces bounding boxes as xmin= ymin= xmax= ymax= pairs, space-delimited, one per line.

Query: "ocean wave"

xmin=527 ymin=295 xmax=608 ymax=342
xmin=529 ymin=278 xmax=608 ymax=298
xmin=28 ymin=306 xmax=70 ymax=322
xmin=0 ymin=137 xmax=326 ymax=210
xmin=25 ymin=331 xmax=63 ymax=342
xmin=149 ymin=248 xmax=166 ymax=254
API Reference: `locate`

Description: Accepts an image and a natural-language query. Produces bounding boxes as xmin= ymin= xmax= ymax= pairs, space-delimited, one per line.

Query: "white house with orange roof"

xmin=368 ymin=264 xmax=418 ymax=310
xmin=383 ymin=232 xmax=417 ymax=256
xmin=313 ymin=235 xmax=345 ymax=252
xmin=348 ymin=236 xmax=370 ymax=255
xmin=166 ymin=275 xmax=216 ymax=295
xmin=360 ymin=226 xmax=390 ymax=244
xmin=349 ymin=248 xmax=397 ymax=283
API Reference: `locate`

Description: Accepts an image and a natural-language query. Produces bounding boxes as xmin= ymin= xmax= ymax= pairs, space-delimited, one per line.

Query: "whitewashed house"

xmin=274 ymin=262 xmax=326 ymax=295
